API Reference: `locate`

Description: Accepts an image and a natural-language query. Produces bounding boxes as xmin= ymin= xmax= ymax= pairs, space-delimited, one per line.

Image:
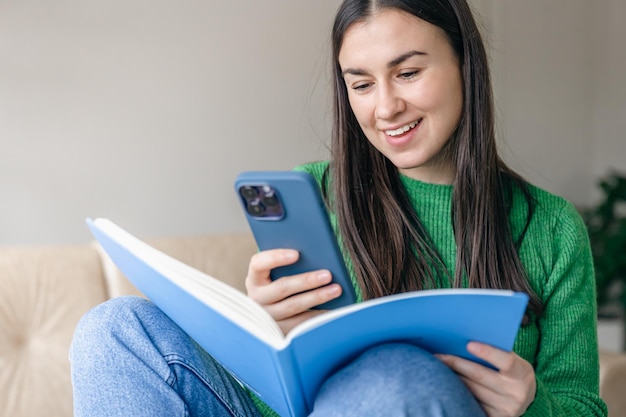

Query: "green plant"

xmin=582 ymin=171 xmax=626 ymax=316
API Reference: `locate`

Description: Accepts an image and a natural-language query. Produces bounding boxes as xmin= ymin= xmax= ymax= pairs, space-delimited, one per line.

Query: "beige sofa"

xmin=1 ymin=233 xmax=625 ymax=416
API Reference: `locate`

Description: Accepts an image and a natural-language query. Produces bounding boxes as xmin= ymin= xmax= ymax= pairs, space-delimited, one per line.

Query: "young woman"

xmin=70 ymin=1 xmax=608 ymax=416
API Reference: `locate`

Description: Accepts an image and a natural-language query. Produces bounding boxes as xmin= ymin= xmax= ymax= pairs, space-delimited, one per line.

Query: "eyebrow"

xmin=341 ymin=50 xmax=427 ymax=77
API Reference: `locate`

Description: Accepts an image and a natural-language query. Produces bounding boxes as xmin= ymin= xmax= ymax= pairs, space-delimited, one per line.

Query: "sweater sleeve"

xmin=524 ymin=202 xmax=607 ymax=416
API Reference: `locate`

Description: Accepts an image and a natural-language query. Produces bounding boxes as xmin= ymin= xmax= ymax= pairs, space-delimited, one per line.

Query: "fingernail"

xmin=467 ymin=342 xmax=481 ymax=353
xmin=283 ymin=250 xmax=298 ymax=261
xmin=326 ymin=284 xmax=341 ymax=296
xmin=317 ymin=271 xmax=331 ymax=283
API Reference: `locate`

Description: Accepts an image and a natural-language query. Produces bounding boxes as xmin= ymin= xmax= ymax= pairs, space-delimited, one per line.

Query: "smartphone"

xmin=234 ymin=171 xmax=356 ymax=310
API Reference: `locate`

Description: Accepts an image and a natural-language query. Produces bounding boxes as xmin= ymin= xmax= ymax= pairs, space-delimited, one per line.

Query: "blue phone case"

xmin=235 ymin=171 xmax=356 ymax=310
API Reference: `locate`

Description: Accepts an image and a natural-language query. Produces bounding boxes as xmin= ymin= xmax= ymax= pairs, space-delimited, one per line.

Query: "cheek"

xmin=445 ymin=88 xmax=464 ymax=131
xmin=432 ymin=75 xmax=463 ymax=124
xmin=413 ymin=65 xmax=463 ymax=115
xmin=347 ymin=95 xmax=374 ymax=129
xmin=414 ymin=77 xmax=461 ymax=117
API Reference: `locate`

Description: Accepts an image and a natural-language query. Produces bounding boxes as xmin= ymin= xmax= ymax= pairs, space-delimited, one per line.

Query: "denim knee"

xmin=311 ymin=343 xmax=486 ymax=417
xmin=70 ymin=296 xmax=153 ymax=360
xmin=334 ymin=343 xmax=458 ymax=397
xmin=70 ymin=296 xmax=262 ymax=417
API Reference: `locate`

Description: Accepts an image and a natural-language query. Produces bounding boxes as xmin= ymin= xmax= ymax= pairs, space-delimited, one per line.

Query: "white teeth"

xmin=385 ymin=120 xmax=419 ymax=137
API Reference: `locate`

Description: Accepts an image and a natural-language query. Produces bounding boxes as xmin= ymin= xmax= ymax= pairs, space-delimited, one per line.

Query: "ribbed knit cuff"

xmin=523 ymin=378 xmax=554 ymax=416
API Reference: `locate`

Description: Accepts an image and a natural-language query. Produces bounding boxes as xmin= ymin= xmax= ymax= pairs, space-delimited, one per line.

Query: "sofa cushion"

xmin=0 ymin=245 xmax=107 ymax=417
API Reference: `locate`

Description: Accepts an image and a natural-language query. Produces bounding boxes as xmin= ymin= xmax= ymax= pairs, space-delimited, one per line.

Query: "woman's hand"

xmin=245 ymin=249 xmax=343 ymax=335
xmin=436 ymin=342 xmax=536 ymax=417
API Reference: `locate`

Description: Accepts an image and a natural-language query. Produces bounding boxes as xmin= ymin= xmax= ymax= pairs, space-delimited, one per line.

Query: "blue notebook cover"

xmin=87 ymin=218 xmax=529 ymax=417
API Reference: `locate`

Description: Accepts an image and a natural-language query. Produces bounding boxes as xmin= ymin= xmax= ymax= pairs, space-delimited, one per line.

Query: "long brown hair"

xmin=327 ymin=0 xmax=543 ymax=318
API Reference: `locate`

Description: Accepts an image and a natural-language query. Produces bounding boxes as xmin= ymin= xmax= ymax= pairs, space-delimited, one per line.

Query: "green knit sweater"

xmin=251 ymin=161 xmax=607 ymax=417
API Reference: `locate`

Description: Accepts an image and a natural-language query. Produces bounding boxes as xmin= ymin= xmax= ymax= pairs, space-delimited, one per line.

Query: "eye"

xmin=398 ymin=70 xmax=420 ymax=81
xmin=351 ymin=82 xmax=372 ymax=93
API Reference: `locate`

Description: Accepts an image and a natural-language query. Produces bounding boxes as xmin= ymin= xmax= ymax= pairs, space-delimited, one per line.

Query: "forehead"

xmin=338 ymin=9 xmax=449 ymax=66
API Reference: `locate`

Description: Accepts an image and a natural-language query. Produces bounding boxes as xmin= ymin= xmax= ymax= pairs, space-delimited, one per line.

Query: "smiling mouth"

xmin=384 ymin=119 xmax=422 ymax=137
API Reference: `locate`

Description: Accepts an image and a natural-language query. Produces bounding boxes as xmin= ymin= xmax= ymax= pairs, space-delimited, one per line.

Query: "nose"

xmin=374 ymin=83 xmax=405 ymax=120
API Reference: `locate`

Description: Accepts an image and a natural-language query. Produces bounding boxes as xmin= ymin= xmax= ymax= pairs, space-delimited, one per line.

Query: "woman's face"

xmin=338 ymin=9 xmax=463 ymax=184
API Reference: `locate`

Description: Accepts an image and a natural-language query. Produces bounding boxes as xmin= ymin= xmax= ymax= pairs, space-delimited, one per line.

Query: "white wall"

xmin=477 ymin=0 xmax=626 ymax=204
xmin=490 ymin=1 xmax=594 ymax=203
xmin=590 ymin=0 xmax=626 ymax=186
xmin=1 ymin=0 xmax=624 ymax=245
xmin=0 ymin=0 xmax=339 ymax=244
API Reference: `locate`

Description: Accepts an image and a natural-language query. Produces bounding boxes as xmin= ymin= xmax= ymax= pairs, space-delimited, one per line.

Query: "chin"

xmin=387 ymin=156 xmax=428 ymax=171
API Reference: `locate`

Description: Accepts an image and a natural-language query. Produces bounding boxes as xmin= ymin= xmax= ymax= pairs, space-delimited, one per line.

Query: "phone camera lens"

xmin=247 ymin=200 xmax=265 ymax=216
xmin=240 ymin=186 xmax=258 ymax=200
xmin=262 ymin=192 xmax=279 ymax=208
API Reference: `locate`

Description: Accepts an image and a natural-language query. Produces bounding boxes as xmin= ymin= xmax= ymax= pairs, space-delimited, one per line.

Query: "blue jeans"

xmin=70 ymin=296 xmax=486 ymax=417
